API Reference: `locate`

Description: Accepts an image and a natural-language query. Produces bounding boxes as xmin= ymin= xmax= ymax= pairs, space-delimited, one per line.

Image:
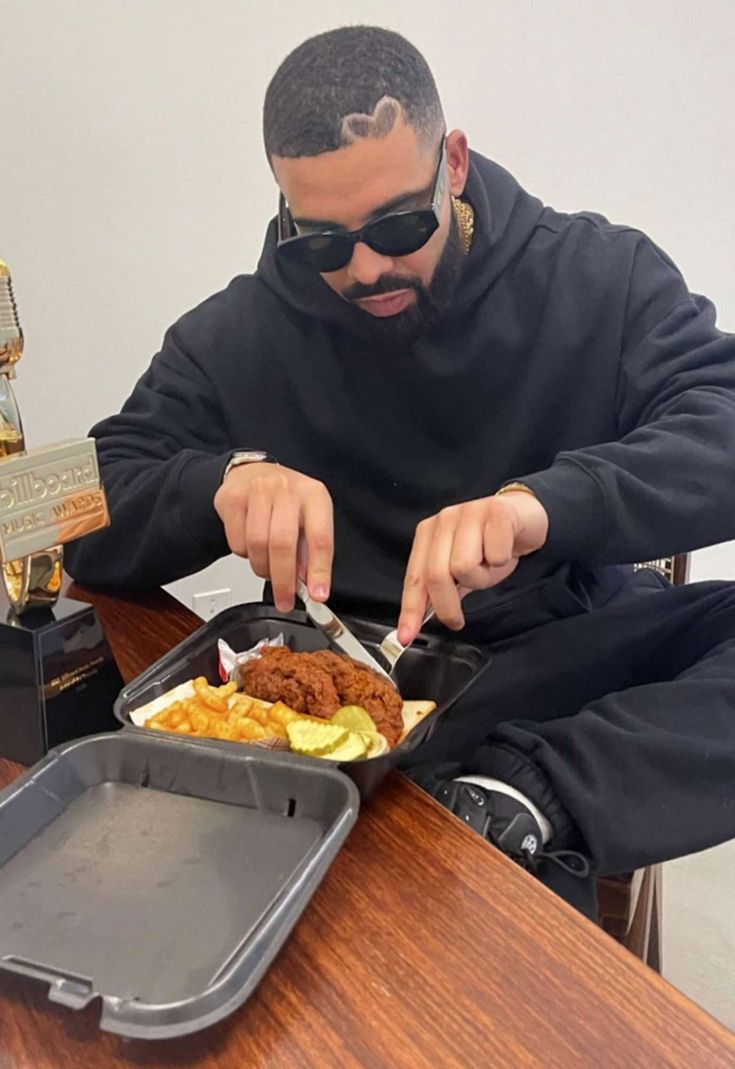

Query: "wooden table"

xmin=1 ymin=582 xmax=734 ymax=1069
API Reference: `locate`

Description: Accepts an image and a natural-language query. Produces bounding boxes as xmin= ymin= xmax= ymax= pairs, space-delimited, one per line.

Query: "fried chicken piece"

xmin=239 ymin=646 xmax=341 ymax=718
xmin=310 ymin=650 xmax=404 ymax=747
xmin=240 ymin=645 xmax=405 ymax=747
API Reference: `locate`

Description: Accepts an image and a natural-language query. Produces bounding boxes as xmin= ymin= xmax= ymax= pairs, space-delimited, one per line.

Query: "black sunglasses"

xmin=276 ymin=140 xmax=447 ymax=273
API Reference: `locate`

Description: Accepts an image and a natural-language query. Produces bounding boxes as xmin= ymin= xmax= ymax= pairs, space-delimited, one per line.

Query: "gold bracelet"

xmin=495 ymin=482 xmax=537 ymax=499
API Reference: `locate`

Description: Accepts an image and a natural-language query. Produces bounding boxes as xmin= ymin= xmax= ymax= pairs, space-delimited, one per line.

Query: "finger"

xmin=303 ymin=488 xmax=334 ymax=601
xmin=483 ymin=510 xmax=515 ymax=568
xmin=452 ymin=563 xmax=496 ymax=590
xmin=222 ymin=497 xmax=249 ymax=558
xmin=245 ymin=482 xmax=273 ymax=580
xmin=448 ymin=504 xmax=485 ymax=586
xmin=398 ymin=521 xmax=433 ymax=645
xmin=424 ymin=512 xmax=465 ymax=632
xmin=296 ymin=532 xmax=308 ymax=582
xmin=268 ymin=490 xmax=301 ymax=613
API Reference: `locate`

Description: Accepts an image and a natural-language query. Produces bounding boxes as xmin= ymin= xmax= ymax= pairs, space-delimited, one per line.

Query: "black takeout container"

xmin=114 ymin=603 xmax=488 ymax=797
xmin=0 ymin=603 xmax=486 ymax=1039
xmin=0 ymin=731 xmax=358 ymax=1038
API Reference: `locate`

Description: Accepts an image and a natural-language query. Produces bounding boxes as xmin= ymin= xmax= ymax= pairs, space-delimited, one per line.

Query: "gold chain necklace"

xmin=452 ymin=196 xmax=475 ymax=255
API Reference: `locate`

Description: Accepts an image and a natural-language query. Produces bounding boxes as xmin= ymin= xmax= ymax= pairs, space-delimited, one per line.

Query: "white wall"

xmin=2 ymin=0 xmax=734 ymax=1026
xmin=2 ymin=0 xmax=734 ymax=603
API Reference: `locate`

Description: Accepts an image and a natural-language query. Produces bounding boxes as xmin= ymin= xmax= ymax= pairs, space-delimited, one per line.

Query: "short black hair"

xmin=263 ymin=26 xmax=445 ymax=160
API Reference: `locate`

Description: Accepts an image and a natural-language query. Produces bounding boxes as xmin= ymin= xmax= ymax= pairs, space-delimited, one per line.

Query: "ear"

xmin=445 ymin=129 xmax=470 ymax=197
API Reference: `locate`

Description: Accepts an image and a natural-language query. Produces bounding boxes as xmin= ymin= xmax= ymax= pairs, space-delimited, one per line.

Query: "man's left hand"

xmin=397 ymin=491 xmax=549 ymax=644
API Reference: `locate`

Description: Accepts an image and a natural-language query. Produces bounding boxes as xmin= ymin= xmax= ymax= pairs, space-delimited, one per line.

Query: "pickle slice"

xmin=286 ymin=721 xmax=347 ymax=756
xmin=331 ymin=705 xmax=377 ymax=734
xmin=321 ymin=731 xmax=368 ymax=762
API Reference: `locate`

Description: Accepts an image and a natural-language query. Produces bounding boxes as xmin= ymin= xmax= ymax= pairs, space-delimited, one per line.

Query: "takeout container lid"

xmin=0 ymin=602 xmax=486 ymax=1038
xmin=0 ymin=731 xmax=358 ymax=1038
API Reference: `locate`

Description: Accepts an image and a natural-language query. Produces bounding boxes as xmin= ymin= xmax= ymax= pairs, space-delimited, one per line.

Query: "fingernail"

xmin=312 ymin=584 xmax=328 ymax=600
xmin=398 ymin=625 xmax=412 ymax=646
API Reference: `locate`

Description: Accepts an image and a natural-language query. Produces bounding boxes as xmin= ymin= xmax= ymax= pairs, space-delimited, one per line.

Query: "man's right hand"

xmin=213 ymin=463 xmax=334 ymax=613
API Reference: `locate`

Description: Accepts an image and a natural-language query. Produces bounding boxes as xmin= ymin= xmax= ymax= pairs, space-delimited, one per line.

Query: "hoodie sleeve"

xmin=515 ymin=236 xmax=735 ymax=564
xmin=64 ymin=323 xmax=233 ymax=589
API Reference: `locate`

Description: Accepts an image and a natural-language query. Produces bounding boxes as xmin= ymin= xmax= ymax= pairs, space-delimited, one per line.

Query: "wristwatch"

xmin=222 ymin=450 xmax=278 ymax=480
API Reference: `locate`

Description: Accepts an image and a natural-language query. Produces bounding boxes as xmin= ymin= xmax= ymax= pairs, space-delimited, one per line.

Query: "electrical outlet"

xmin=192 ymin=588 xmax=232 ymax=620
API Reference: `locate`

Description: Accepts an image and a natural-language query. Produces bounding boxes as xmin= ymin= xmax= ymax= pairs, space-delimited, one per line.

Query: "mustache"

xmin=342 ymin=275 xmax=421 ymax=302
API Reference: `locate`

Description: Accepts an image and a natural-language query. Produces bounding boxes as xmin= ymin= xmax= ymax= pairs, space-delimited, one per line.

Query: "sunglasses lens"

xmin=282 ymin=233 xmax=353 ymax=272
xmin=368 ymin=211 xmax=438 ymax=257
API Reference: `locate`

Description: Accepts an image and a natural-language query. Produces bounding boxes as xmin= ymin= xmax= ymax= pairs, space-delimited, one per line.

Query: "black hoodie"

xmin=66 ymin=151 xmax=735 ymax=631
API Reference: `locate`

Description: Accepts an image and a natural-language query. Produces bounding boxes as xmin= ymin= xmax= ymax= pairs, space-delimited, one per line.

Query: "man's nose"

xmin=347 ymin=241 xmax=394 ymax=286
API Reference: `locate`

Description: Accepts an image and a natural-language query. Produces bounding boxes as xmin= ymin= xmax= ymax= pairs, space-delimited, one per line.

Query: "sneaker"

xmin=430 ymin=778 xmax=590 ymax=878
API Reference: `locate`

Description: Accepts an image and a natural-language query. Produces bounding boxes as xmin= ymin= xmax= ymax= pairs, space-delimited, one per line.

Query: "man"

xmin=66 ymin=26 xmax=735 ymax=918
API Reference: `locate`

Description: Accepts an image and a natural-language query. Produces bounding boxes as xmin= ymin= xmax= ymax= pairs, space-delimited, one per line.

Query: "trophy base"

xmin=0 ymin=594 xmax=124 ymax=765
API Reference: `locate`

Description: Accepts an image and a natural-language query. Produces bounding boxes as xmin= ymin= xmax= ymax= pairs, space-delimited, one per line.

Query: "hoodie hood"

xmin=255 ymin=150 xmax=546 ymax=330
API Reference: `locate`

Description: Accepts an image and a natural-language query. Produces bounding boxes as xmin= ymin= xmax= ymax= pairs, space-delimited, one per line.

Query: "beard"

xmin=339 ymin=210 xmax=465 ymax=350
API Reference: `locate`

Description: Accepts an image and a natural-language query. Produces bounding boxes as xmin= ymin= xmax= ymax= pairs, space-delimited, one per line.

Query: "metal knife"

xmin=295 ymin=578 xmax=396 ymax=687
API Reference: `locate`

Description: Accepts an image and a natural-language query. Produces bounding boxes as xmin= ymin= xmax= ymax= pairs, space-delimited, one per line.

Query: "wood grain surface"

xmin=0 ymin=581 xmax=733 ymax=1069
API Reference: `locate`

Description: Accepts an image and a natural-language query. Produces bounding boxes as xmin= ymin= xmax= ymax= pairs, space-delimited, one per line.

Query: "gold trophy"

xmin=0 ymin=260 xmax=123 ymax=763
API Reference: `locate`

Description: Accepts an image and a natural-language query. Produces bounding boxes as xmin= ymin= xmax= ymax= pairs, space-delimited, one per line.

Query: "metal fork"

xmin=378 ymin=607 xmax=436 ymax=679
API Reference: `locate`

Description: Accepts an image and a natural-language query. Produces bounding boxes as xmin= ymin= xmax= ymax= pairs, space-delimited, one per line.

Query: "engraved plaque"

xmin=0 ymin=439 xmax=110 ymax=562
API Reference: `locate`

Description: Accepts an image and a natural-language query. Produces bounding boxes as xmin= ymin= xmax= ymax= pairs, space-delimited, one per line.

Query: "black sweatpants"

xmin=402 ymin=569 xmax=735 ymax=919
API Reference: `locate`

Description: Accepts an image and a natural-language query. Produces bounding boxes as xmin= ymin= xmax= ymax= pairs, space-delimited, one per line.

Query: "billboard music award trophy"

xmin=0 ymin=260 xmax=122 ymax=763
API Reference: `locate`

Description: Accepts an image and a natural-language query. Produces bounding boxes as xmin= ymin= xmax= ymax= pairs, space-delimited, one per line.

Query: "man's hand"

xmin=214 ymin=463 xmax=333 ymax=613
xmin=397 ymin=491 xmax=549 ymax=644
